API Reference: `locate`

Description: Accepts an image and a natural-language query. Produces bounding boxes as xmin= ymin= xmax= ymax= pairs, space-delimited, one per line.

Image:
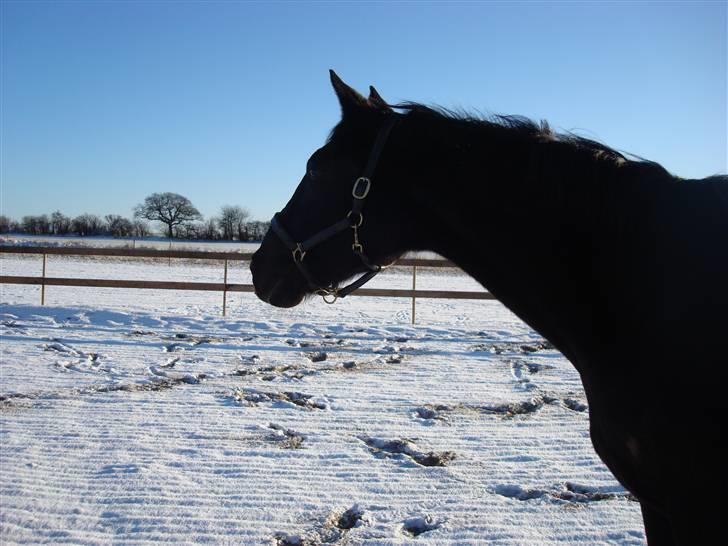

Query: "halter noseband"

xmin=270 ymin=116 xmax=398 ymax=304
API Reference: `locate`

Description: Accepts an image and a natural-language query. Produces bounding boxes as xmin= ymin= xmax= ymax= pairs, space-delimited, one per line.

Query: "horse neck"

xmin=398 ymin=119 xmax=607 ymax=361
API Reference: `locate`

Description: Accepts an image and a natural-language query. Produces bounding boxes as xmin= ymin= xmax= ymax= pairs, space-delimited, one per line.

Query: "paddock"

xmin=0 ymin=247 xmax=645 ymax=544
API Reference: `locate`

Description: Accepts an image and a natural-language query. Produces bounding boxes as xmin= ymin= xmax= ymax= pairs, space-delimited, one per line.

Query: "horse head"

xmin=251 ymin=71 xmax=411 ymax=308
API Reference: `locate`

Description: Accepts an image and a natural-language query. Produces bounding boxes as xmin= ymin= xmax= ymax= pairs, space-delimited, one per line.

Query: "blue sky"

xmin=1 ymin=0 xmax=725 ymax=222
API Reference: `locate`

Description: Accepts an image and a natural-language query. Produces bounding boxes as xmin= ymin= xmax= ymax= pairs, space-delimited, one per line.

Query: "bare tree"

xmin=132 ymin=220 xmax=151 ymax=238
xmin=72 ymin=214 xmax=103 ymax=236
xmin=0 ymin=215 xmax=12 ymax=233
xmin=244 ymin=220 xmax=271 ymax=241
xmin=21 ymin=214 xmax=50 ymax=235
xmin=104 ymin=215 xmax=134 ymax=237
xmin=217 ymin=205 xmax=250 ymax=240
xmin=50 ymin=211 xmax=72 ymax=235
xmin=201 ymin=218 xmax=219 ymax=240
xmin=134 ymin=192 xmax=202 ymax=238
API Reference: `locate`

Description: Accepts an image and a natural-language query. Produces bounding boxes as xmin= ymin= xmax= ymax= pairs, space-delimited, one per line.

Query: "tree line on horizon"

xmin=0 ymin=192 xmax=271 ymax=242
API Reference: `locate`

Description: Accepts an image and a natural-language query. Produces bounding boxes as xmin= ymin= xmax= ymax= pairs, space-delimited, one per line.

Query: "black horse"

xmin=251 ymin=71 xmax=727 ymax=545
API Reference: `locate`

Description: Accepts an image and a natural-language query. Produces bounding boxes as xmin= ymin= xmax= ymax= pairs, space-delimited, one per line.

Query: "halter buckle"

xmin=352 ymin=177 xmax=371 ymax=199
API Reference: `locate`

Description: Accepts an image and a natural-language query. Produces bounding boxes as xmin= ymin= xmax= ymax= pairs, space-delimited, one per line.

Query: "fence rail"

xmin=0 ymin=245 xmax=457 ymax=267
xmin=0 ymin=245 xmax=493 ymax=322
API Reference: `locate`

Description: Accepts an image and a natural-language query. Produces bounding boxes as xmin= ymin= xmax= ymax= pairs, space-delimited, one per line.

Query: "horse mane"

xmin=392 ymin=102 xmax=672 ymax=176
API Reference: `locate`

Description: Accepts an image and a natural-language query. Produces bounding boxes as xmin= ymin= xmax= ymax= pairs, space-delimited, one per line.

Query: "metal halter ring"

xmin=317 ymin=289 xmax=339 ymax=304
xmin=347 ymin=210 xmax=364 ymax=227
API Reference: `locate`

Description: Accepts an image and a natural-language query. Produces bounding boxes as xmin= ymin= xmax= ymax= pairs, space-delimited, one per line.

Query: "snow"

xmin=0 ymin=253 xmax=645 ymax=544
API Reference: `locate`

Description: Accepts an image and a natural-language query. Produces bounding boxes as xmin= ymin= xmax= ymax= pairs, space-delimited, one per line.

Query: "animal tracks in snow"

xmin=360 ymin=436 xmax=456 ymax=467
xmin=262 ymin=422 xmax=306 ymax=449
xmin=2 ymin=301 xmax=634 ymax=543
xmin=414 ymin=392 xmax=586 ymax=422
xmin=273 ymin=505 xmax=366 ymax=545
xmin=495 ymin=482 xmax=637 ymax=504
xmin=1 ymin=374 xmax=208 ymax=408
xmin=510 ymin=359 xmax=554 ymax=383
xmin=471 ymin=340 xmax=554 ymax=355
xmin=401 ymin=515 xmax=442 ymax=537
xmin=273 ymin=505 xmax=445 ymax=544
xmin=227 ymin=387 xmax=330 ymax=410
xmin=42 ymin=338 xmax=116 ymax=375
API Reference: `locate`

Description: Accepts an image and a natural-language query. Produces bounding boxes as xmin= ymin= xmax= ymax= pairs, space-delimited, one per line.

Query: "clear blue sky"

xmin=1 ymin=0 xmax=725 ymax=223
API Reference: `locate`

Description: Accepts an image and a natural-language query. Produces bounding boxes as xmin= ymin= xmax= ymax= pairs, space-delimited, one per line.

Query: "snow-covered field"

xmin=1 ymin=254 xmax=645 ymax=545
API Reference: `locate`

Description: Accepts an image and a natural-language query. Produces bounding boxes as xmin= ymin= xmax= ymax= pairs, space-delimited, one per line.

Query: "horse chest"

xmin=588 ymin=405 xmax=664 ymax=505
xmin=590 ymin=423 xmax=649 ymax=495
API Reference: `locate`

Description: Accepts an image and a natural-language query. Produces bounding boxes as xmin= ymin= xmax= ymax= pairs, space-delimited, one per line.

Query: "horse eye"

xmin=308 ymin=169 xmax=319 ymax=180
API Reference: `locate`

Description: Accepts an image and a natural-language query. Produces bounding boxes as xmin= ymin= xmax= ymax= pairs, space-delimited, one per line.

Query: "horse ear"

xmin=330 ymin=69 xmax=369 ymax=117
xmin=368 ymin=85 xmax=392 ymax=113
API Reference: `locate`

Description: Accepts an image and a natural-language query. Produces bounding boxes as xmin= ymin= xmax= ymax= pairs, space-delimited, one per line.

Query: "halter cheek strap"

xmin=271 ymin=116 xmax=398 ymax=303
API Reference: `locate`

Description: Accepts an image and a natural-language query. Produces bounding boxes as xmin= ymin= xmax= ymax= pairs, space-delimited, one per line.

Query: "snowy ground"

xmin=0 ymin=254 xmax=645 ymax=545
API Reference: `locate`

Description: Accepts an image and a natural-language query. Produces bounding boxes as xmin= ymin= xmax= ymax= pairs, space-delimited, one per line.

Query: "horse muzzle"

xmin=250 ymin=243 xmax=307 ymax=308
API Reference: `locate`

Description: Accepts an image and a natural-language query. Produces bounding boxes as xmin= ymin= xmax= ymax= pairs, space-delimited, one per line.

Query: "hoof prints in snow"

xmin=337 ymin=354 xmax=404 ymax=372
xmin=510 ymin=360 xmax=554 ymax=378
xmin=285 ymin=338 xmax=349 ymax=349
xmin=402 ymin=515 xmax=441 ymax=537
xmin=1 ymin=319 xmax=26 ymax=330
xmin=160 ymin=334 xmax=228 ymax=352
xmin=414 ymin=405 xmax=450 ymax=422
xmin=482 ymin=396 xmax=547 ymax=417
xmin=234 ymin=364 xmax=313 ymax=382
xmin=361 ymin=437 xmax=456 ymax=467
xmin=266 ymin=423 xmax=306 ymax=449
xmin=166 ymin=332 xmax=226 ymax=344
xmin=415 ymin=394 xmax=586 ymax=421
xmin=495 ymin=482 xmax=637 ymax=503
xmin=43 ymin=339 xmax=85 ymax=357
xmin=305 ymin=352 xmax=327 ymax=362
xmin=1 ymin=374 xmax=206 ymax=408
xmin=472 ymin=340 xmax=554 ymax=355
xmin=273 ymin=533 xmax=315 ymax=546
xmin=0 ymin=392 xmax=34 ymax=404
xmin=415 ymin=398 xmax=546 ymax=420
xmin=126 ymin=329 xmax=157 ymax=337
xmin=329 ymin=505 xmax=364 ymax=530
xmin=229 ymin=388 xmax=328 ymax=410
xmin=563 ymin=397 xmax=588 ymax=412
xmin=43 ymin=339 xmax=115 ymax=375
xmin=273 ymin=505 xmax=364 ymax=545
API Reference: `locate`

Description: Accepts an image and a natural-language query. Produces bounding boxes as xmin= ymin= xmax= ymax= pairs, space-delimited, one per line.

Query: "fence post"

xmin=411 ymin=264 xmax=416 ymax=325
xmin=222 ymin=259 xmax=228 ymax=317
xmin=41 ymin=253 xmax=47 ymax=305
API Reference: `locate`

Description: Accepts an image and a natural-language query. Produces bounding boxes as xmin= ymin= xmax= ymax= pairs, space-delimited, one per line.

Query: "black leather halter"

xmin=270 ymin=116 xmax=398 ymax=303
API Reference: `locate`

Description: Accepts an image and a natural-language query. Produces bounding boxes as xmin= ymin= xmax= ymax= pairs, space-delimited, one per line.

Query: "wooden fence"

xmin=0 ymin=246 xmax=494 ymax=323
